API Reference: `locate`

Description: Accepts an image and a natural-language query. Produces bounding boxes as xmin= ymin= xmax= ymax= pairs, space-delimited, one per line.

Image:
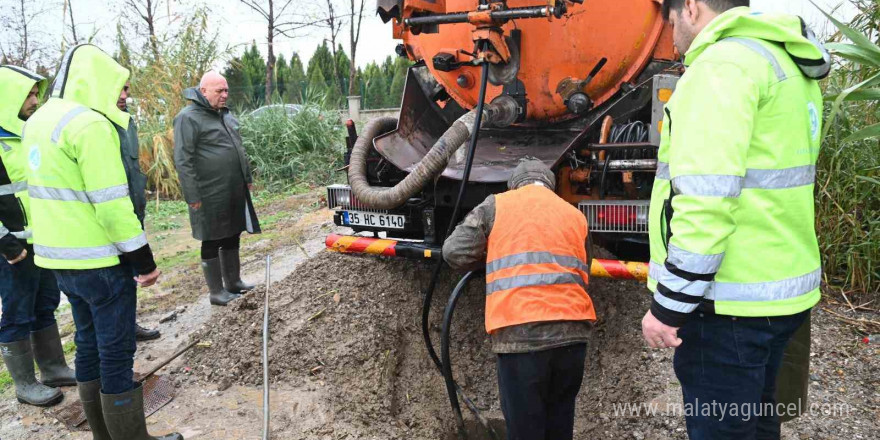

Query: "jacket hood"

xmin=51 ymin=44 xmax=130 ymax=129
xmin=183 ymin=87 xmax=214 ymax=110
xmin=685 ymin=7 xmax=831 ymax=79
xmin=0 ymin=65 xmax=48 ymax=138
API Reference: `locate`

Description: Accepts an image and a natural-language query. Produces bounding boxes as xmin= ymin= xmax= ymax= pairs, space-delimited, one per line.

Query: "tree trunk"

xmin=348 ymin=0 xmax=365 ymax=95
xmin=266 ymin=24 xmax=275 ymax=104
xmin=68 ymin=0 xmax=79 ymax=44
xmin=147 ymin=0 xmax=161 ymax=62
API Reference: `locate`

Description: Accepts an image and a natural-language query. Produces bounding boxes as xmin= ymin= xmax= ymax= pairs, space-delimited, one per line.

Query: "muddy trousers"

xmin=0 ymin=245 xmax=62 ymax=343
xmin=496 ymin=343 xmax=586 ymax=440
xmin=674 ymin=309 xmax=810 ymax=440
xmin=54 ymin=263 xmax=137 ymax=395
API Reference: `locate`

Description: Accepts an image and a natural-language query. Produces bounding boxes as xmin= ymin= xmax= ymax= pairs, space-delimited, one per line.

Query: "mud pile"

xmin=187 ymin=251 xmax=685 ymax=439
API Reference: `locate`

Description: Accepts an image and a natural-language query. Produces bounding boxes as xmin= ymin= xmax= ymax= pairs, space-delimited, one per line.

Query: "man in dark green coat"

xmin=116 ymin=81 xmax=160 ymax=341
xmin=173 ymin=71 xmax=260 ymax=306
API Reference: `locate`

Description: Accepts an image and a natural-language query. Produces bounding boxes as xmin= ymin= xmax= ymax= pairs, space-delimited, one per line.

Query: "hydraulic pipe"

xmin=441 ymin=271 xmax=481 ymax=440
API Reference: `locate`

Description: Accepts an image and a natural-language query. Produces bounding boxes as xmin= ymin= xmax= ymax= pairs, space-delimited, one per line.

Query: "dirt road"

xmin=0 ymin=191 xmax=876 ymax=439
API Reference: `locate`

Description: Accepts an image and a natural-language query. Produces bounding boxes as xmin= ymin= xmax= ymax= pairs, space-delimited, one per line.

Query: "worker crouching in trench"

xmin=443 ymin=158 xmax=596 ymax=440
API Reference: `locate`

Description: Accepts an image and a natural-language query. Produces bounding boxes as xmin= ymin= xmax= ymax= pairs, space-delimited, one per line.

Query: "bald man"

xmin=173 ymin=72 xmax=260 ymax=307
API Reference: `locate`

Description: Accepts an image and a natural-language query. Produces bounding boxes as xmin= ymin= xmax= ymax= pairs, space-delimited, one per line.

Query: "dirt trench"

xmin=183 ymin=251 xmax=679 ymax=439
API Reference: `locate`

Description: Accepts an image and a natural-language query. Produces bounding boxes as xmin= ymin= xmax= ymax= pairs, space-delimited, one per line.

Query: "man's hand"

xmin=6 ymin=248 xmax=27 ymax=265
xmin=189 ymin=201 xmax=202 ymax=210
xmin=134 ymin=268 xmax=161 ymax=287
xmin=247 ymin=183 xmax=254 ymax=192
xmin=642 ymin=310 xmax=682 ymax=349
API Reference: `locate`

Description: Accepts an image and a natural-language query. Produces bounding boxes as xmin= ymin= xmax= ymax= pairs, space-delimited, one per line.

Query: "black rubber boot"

xmin=0 ymin=339 xmax=63 ymax=406
xmin=101 ymin=383 xmax=183 ymax=440
xmin=78 ymin=379 xmax=112 ymax=440
xmin=135 ymin=323 xmax=161 ymax=342
xmin=30 ymin=323 xmax=77 ymax=387
xmin=202 ymin=258 xmax=239 ymax=306
xmin=219 ymin=249 xmax=255 ymax=293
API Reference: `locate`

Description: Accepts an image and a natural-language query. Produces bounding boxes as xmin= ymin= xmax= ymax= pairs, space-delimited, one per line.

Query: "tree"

xmin=62 ymin=0 xmax=81 ymax=46
xmin=381 ymin=55 xmax=395 ymax=89
xmin=335 ymin=44 xmax=351 ymax=95
xmin=276 ymin=54 xmax=290 ymax=100
xmin=347 ymin=0 xmax=367 ymax=95
xmin=319 ymin=0 xmax=344 ymax=95
xmin=240 ymin=42 xmax=268 ymax=106
xmin=306 ymin=65 xmax=330 ymax=104
xmin=0 ymin=0 xmax=50 ymax=69
xmin=225 ymin=42 xmax=268 ymax=108
xmin=308 ymin=42 xmax=342 ymax=106
xmin=289 ymin=53 xmax=307 ymax=103
xmin=115 ymin=22 xmax=133 ymax=70
xmin=387 ymin=56 xmax=412 ymax=107
xmin=362 ymin=62 xmax=386 ymax=109
xmin=124 ymin=0 xmax=163 ymax=62
xmin=238 ymin=0 xmax=324 ymax=104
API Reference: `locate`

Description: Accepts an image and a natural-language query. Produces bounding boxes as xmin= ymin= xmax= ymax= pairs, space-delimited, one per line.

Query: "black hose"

xmin=421 ymin=50 xmax=498 ymax=440
xmin=441 ymin=271 xmax=479 ymax=438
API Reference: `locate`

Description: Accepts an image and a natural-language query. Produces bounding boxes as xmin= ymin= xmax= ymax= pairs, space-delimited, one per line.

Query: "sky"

xmin=0 ymin=0 xmax=860 ymax=70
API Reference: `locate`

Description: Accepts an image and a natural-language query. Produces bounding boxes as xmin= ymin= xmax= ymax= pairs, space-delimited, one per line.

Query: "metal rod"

xmin=262 ymin=255 xmax=271 ymax=440
xmin=584 ymin=142 xmax=657 ymax=150
xmin=404 ymin=6 xmax=551 ymax=27
xmin=596 ymin=159 xmax=658 ymax=171
xmin=137 ymin=339 xmax=200 ymax=383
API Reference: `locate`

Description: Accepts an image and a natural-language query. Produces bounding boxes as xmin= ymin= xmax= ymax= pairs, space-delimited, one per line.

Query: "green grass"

xmin=63 ymin=340 xmax=76 ymax=355
xmin=54 ymin=302 xmax=71 ymax=316
xmin=145 ymin=199 xmax=189 ymax=232
xmin=156 ymin=248 xmax=201 ymax=270
xmin=0 ymin=370 xmax=11 ymax=393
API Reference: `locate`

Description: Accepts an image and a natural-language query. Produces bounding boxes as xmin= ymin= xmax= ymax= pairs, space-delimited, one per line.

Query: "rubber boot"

xmin=30 ymin=323 xmax=77 ymax=387
xmin=202 ymin=258 xmax=239 ymax=306
xmin=78 ymin=379 xmax=112 ymax=440
xmin=0 ymin=339 xmax=63 ymax=406
xmin=101 ymin=383 xmax=183 ymax=440
xmin=777 ymin=312 xmax=811 ymax=422
xmin=135 ymin=323 xmax=161 ymax=342
xmin=219 ymin=249 xmax=255 ymax=293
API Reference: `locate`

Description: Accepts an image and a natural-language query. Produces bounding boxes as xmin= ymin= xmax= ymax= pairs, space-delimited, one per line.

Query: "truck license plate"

xmin=342 ymin=211 xmax=406 ymax=229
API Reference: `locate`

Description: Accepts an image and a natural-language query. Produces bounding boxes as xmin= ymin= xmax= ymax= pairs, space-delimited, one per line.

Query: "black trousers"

xmin=200 ymin=233 xmax=241 ymax=260
xmin=497 ymin=343 xmax=587 ymax=440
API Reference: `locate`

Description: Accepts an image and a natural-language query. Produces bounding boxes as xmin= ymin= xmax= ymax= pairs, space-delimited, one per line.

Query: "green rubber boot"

xmin=219 ymin=249 xmax=255 ymax=293
xmin=202 ymin=258 xmax=240 ymax=306
xmin=0 ymin=339 xmax=63 ymax=406
xmin=31 ymin=323 xmax=77 ymax=387
xmin=78 ymin=379 xmax=112 ymax=440
xmin=101 ymin=383 xmax=183 ymax=440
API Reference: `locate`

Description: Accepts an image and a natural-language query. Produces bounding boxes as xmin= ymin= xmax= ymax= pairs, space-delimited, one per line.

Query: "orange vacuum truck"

xmin=324 ymin=1 xmax=679 ymax=436
xmin=326 ymin=0 xmax=680 ymax=277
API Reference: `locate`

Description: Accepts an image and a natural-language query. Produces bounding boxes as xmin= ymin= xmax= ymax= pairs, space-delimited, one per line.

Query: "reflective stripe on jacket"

xmin=486 ymin=184 xmax=596 ymax=333
xmin=647 ymin=8 xmax=828 ymax=325
xmin=23 ymin=44 xmax=147 ymax=270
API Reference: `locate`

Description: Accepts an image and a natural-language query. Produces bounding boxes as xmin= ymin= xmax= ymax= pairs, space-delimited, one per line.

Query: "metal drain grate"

xmin=49 ymin=374 xmax=176 ymax=431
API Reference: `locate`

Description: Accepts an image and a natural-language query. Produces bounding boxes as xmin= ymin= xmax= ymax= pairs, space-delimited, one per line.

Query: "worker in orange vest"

xmin=443 ymin=158 xmax=596 ymax=440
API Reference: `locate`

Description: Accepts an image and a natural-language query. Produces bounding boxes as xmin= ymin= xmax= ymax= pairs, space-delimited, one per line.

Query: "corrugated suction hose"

xmin=347 ymin=107 xmax=495 ymax=210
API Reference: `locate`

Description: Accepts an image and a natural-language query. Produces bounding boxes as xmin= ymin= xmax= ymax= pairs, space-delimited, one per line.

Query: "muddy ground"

xmin=0 ymin=190 xmax=877 ymax=439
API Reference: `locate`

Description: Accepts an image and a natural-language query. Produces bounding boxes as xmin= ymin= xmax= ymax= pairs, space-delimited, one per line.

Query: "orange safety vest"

xmin=485 ymin=184 xmax=596 ymax=333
